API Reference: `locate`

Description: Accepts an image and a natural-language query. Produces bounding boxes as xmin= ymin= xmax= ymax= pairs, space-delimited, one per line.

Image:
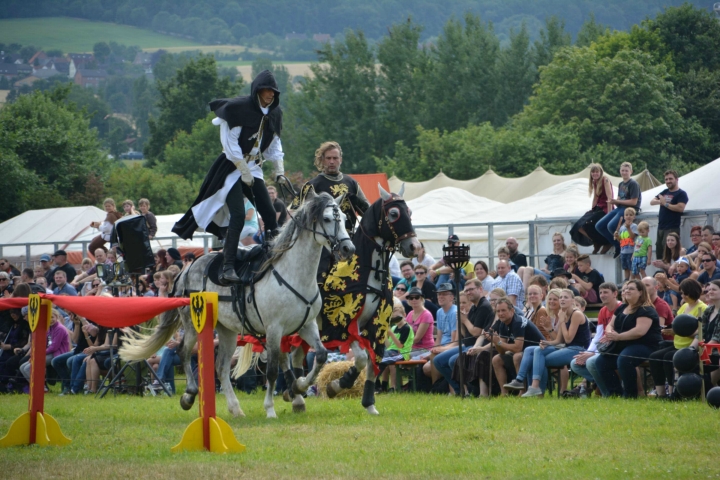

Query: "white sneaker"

xmin=521 ymin=386 xmax=543 ymax=397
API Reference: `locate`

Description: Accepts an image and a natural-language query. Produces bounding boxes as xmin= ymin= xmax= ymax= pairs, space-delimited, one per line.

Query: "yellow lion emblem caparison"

xmin=323 ymin=293 xmax=364 ymax=327
xmin=323 ymin=255 xmax=360 ymax=292
xmin=329 ymin=184 xmax=349 ymax=197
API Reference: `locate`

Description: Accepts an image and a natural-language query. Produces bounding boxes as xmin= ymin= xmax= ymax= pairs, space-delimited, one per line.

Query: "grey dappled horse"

xmin=120 ymin=191 xmax=354 ymax=418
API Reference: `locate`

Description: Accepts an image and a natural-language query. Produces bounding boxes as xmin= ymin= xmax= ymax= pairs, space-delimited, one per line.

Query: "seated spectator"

xmin=713 ymin=232 xmax=720 ymax=258
xmin=655 ymin=258 xmax=693 ymax=312
xmin=412 ymin=242 xmax=435 ymax=269
xmin=0 ymin=308 xmax=31 ymax=377
xmin=486 ymin=298 xmax=544 ymax=396
xmin=422 ymin=284 xmax=458 ymax=382
xmin=686 ymin=226 xmax=702 ymax=255
xmin=84 ymin=320 xmax=118 ymax=394
xmin=429 ymin=234 xmax=472 ymax=287
xmin=433 ymin=279 xmax=494 ymax=395
xmin=153 ymin=270 xmax=175 ymax=298
xmin=154 ymin=249 xmax=170 ymax=273
xmin=570 ymin=282 xmax=621 ymax=396
xmin=240 ymin=197 xmax=259 ymax=246
xmin=563 ymin=246 xmax=580 ymax=275
xmin=497 ymin=246 xmax=518 ymax=272
xmin=411 ymin=265 xmax=437 ymax=304
xmin=698 ymin=252 xmax=720 ymax=285
xmin=570 ymin=163 xmax=615 ymax=253
xmin=649 ymin=278 xmax=704 ymax=398
xmin=651 ymin=232 xmax=685 ymax=274
xmin=19 ymin=308 xmax=71 ymax=390
xmin=474 ymin=261 xmax=494 ymax=293
xmin=122 ymin=199 xmax=139 ymax=216
xmin=505 ymin=237 xmax=527 ymax=269
xmin=596 ymin=162 xmax=642 ymax=258
xmin=571 ymin=254 xmax=604 ymax=304
xmin=88 ymin=198 xmax=123 ymax=255
xmin=0 ymin=272 xmax=13 ymax=297
xmin=505 ymin=289 xmax=590 ymax=397
xmin=642 ymin=276 xmax=674 ymax=331
xmin=519 ymin=232 xmax=566 ymax=286
xmin=491 ymin=260 xmax=524 ymax=306
xmin=71 ymin=248 xmax=113 ymax=288
xmin=52 ymin=310 xmax=99 ymax=395
xmin=47 ymin=250 xmax=77 ymax=289
xmin=393 ymin=283 xmax=408 ymax=301
xmin=167 ymin=265 xmax=181 ymax=277
xmin=524 ymin=285 xmax=553 ymax=339
xmin=152 ymin=329 xmax=198 ymax=394
xmin=549 ymin=271 xmax=580 ymax=297
xmin=0 ymin=258 xmax=21 ymax=278
xmin=52 ymin=270 xmax=78 ymax=296
xmin=138 ymin=198 xmax=158 ymax=239
xmin=700 ymin=280 xmax=720 ymax=387
xmin=378 ymin=298 xmax=415 ymax=393
xmin=182 ymin=252 xmax=196 ymax=270
xmin=397 ymin=261 xmax=415 ymax=291
xmin=405 ymin=287 xmax=435 ymax=357
xmin=166 ymin=248 xmax=184 ymax=269
xmin=615 ymin=207 xmax=638 ymax=282
xmin=593 ymin=279 xmax=663 ymax=398
xmin=34 ymin=276 xmax=52 ymax=294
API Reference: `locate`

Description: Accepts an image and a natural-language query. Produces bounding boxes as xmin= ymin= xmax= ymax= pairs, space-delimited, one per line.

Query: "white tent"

xmin=0 ymin=206 xmax=107 ymax=258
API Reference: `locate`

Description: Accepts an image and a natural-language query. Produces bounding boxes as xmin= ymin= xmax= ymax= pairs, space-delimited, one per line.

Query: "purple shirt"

xmin=46 ymin=321 xmax=70 ymax=358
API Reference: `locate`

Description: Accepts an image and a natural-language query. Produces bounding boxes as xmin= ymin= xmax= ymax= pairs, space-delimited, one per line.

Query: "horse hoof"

xmin=365 ymin=405 xmax=379 ymax=416
xmin=180 ymin=393 xmax=195 ymax=411
xmin=282 ymin=390 xmax=292 ymax=403
xmin=326 ymin=380 xmax=341 ymax=399
xmin=266 ymin=408 xmax=277 ymax=419
xmin=292 ymin=378 xmax=307 ymax=395
xmin=292 ymin=403 xmax=306 ymax=414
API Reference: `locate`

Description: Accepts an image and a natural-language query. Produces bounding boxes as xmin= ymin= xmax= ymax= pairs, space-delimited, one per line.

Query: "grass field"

xmin=1 ymin=390 xmax=717 ymax=479
xmin=0 ymin=17 xmax=229 ymax=53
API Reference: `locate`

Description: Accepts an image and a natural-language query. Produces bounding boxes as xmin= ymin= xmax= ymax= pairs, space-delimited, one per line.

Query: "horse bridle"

xmin=372 ymin=196 xmax=417 ymax=252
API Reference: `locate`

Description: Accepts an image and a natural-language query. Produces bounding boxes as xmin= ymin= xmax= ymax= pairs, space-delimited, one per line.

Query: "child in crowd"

xmin=377 ymin=299 xmax=415 ymax=393
xmin=632 ymin=221 xmax=652 ymax=279
xmin=614 ymin=207 xmax=638 ymax=282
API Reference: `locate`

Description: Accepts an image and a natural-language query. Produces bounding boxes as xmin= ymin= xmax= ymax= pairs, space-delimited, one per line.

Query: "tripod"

xmin=96 ymin=328 xmax=172 ymax=398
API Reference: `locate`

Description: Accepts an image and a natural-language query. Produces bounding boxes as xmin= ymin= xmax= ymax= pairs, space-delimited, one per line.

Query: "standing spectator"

xmin=632 ymin=221 xmax=652 ymax=279
xmin=267 ymin=186 xmax=288 ymax=227
xmin=474 ymin=261 xmax=494 ymax=293
xmin=702 ymin=226 xmax=715 ymax=246
xmin=505 ymin=237 xmax=527 ymax=268
xmin=686 ymin=226 xmax=702 ymax=255
xmin=122 ymin=199 xmax=139 ymax=216
xmin=138 ymin=198 xmax=158 ymax=239
xmin=0 ymin=258 xmax=21 ymax=278
xmin=571 ymin=255 xmax=604 ymax=304
xmin=652 ymin=232 xmax=686 ymax=273
xmin=38 ymin=253 xmax=53 ymax=280
xmin=411 ymin=265 xmax=437 ymax=304
xmin=88 ymin=198 xmax=123 ymax=255
xmin=596 ymin=162 xmax=642 ymax=258
xmin=52 ymin=271 xmax=77 ymax=296
xmin=594 ymin=280 xmax=662 ymax=398
xmin=649 ymin=170 xmax=688 ymax=260
xmin=491 ymin=260 xmax=525 ymax=306
xmin=412 ymin=242 xmax=436 ymax=270
xmin=48 ymin=251 xmax=77 ymax=290
xmin=615 ymin=208 xmax=638 ymax=282
xmin=571 ymin=163 xmax=615 ymax=253
xmin=698 ymin=253 xmax=720 ymax=285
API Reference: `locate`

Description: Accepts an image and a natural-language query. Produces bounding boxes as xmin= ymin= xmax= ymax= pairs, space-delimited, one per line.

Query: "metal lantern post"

xmin=443 ymin=242 xmax=470 ymax=398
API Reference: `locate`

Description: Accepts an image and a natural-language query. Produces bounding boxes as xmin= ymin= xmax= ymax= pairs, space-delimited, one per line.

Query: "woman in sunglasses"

xmin=405 ymin=287 xmax=435 ymax=357
xmin=393 ymin=284 xmax=407 ymax=301
xmin=411 ymin=265 xmax=437 ymax=304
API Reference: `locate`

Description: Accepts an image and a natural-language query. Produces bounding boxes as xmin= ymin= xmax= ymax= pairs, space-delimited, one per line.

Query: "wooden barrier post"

xmin=0 ymin=295 xmax=71 ymax=447
xmin=172 ymin=292 xmax=244 ymax=453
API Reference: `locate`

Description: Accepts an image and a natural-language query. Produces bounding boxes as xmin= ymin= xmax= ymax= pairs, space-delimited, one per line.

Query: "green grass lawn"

xmin=0 ymin=17 xmax=211 ymax=53
xmin=0 ymin=390 xmax=717 ymax=479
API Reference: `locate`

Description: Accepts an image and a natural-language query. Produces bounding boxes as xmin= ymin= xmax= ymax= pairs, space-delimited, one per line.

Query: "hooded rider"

xmin=172 ymin=70 xmax=286 ymax=283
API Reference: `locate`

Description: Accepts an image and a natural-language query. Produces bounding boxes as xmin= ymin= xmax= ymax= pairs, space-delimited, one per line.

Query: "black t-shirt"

xmin=273 ymin=198 xmax=288 ymax=226
xmin=411 ymin=280 xmax=437 ymax=304
xmin=510 ymin=252 xmax=527 ymax=268
xmin=486 ymin=314 xmax=545 ymax=350
xmin=657 ymin=188 xmax=688 ymax=230
xmin=463 ymin=297 xmax=494 ymax=346
xmin=574 ymin=267 xmax=604 ymax=296
xmin=612 ymin=304 xmax=662 ymax=349
xmin=48 ymin=263 xmax=77 ymax=289
xmin=545 ymin=254 xmax=564 ymax=272
xmin=618 ymin=179 xmax=641 ymax=209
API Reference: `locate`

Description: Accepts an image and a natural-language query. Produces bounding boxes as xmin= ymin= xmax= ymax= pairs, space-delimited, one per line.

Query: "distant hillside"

xmin=0 ymin=0 xmax=712 ymax=45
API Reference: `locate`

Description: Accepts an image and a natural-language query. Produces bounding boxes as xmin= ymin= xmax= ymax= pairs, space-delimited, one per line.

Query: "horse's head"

xmin=365 ymin=183 xmax=420 ymax=258
xmin=303 ymin=189 xmax=355 ymax=260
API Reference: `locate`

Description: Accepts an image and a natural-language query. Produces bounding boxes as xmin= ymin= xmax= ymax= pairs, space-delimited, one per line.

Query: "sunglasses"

xmin=406 ymin=296 xmax=421 ymax=300
xmin=395 ymin=288 xmax=406 ymax=292
xmin=414 ymin=271 xmax=426 ymax=275
xmin=703 ymin=258 xmax=713 ymax=263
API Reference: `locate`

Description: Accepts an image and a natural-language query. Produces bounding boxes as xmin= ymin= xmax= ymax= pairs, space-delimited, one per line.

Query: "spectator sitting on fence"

xmin=651 ymin=232 xmax=685 ymax=274
xmin=571 ymin=254 xmax=604 ymax=304
xmin=505 ymin=288 xmax=590 ymax=397
xmin=53 ymin=270 xmax=77 ymax=297
xmin=518 ymin=232 xmax=566 ymax=287
xmin=377 ymin=298 xmax=415 ymax=393
xmin=411 ymin=265 xmax=437 ymax=305
xmin=474 ymin=261 xmax=494 ymax=293
xmin=571 ymin=163 xmax=615 ymax=253
xmin=596 ymin=162 xmax=642 ymax=258
xmin=491 ymin=260 xmax=524 ymax=306
xmin=570 ymin=282 xmax=621 ymax=397
xmin=506 ymin=237 xmax=527 ymax=270
xmin=593 ymin=279 xmax=663 ymax=398
xmin=421 ymin=283 xmax=458 ymax=382
xmin=122 ymin=199 xmax=139 ymax=216
xmin=686 ymin=226 xmax=702 ymax=256
xmin=486 ymin=298 xmax=545 ymax=397
xmin=138 ymin=198 xmax=158 ymax=240
xmin=88 ymin=198 xmax=123 ymax=256
xmin=19 ymin=308 xmax=70 ymax=393
xmin=47 ymin=250 xmax=77 ymax=289
xmin=524 ymin=284 xmax=553 ymax=339
xmin=433 ymin=279 xmax=494 ymax=395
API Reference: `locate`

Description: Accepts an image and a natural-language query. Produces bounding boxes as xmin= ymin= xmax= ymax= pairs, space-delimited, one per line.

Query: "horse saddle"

xmin=208 ymin=245 xmax=269 ymax=287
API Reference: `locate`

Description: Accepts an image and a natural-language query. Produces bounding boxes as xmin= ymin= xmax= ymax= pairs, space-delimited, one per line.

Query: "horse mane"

xmin=262 ymin=191 xmax=335 ymax=267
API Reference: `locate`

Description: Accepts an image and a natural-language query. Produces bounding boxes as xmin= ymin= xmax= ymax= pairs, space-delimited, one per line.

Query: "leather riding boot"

xmin=219 ymin=228 xmax=241 ymax=283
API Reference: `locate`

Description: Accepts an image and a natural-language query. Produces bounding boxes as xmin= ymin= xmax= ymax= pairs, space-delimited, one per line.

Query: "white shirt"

xmin=214 ymin=115 xmax=284 ymax=180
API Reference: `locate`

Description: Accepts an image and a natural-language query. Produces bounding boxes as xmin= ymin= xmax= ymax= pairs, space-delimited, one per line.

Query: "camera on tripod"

xmin=106 ymin=214 xmax=156 ymax=295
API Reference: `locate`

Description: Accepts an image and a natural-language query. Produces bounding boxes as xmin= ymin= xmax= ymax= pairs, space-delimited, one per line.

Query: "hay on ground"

xmin=315 ymin=361 xmax=366 ymax=399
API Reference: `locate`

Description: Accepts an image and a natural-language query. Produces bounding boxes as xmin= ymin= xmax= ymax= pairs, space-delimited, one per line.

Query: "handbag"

xmin=597 ymin=309 xmax=627 ymax=355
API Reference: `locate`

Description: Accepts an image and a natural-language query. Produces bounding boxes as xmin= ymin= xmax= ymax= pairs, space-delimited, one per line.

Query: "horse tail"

xmin=231 ymin=345 xmax=258 ymax=379
xmin=120 ymin=307 xmax=182 ymax=362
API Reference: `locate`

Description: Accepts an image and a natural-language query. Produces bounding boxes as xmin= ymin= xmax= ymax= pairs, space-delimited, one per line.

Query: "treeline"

xmin=0 ymin=0 xmax=708 ymax=44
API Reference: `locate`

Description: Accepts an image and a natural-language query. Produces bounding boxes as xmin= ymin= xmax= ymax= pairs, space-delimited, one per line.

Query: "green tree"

xmin=495 ymin=23 xmax=535 ymax=124
xmin=251 ymin=57 xmax=290 ymax=94
xmin=104 ymin=164 xmax=197 ymax=215
xmin=575 ymin=14 xmax=609 ymax=47
xmin=93 ymin=41 xmax=111 ymax=63
xmin=532 ymin=16 xmax=571 ymax=70
xmin=144 ymin=55 xmax=241 ymax=165
xmin=161 ymin=113 xmax=218 ymax=183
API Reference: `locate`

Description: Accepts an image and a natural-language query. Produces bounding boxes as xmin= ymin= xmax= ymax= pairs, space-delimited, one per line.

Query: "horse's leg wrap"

xmin=338 ymin=366 xmax=360 ymax=390
xmin=361 ymin=380 xmax=375 ymax=408
xmin=315 ymin=348 xmax=328 ymax=366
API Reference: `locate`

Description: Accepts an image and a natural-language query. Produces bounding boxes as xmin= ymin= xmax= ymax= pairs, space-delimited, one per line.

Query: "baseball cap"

xmin=436 ymin=283 xmax=454 ymax=293
xmin=448 ymin=234 xmax=460 ymax=243
xmin=40 ymin=254 xmax=52 ymax=262
xmin=406 ymin=287 xmax=424 ymax=298
xmin=53 ymin=249 xmax=67 ymax=257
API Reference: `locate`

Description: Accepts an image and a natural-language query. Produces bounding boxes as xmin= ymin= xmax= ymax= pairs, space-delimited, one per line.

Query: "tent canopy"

xmin=389 ymin=165 xmax=660 ymax=203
